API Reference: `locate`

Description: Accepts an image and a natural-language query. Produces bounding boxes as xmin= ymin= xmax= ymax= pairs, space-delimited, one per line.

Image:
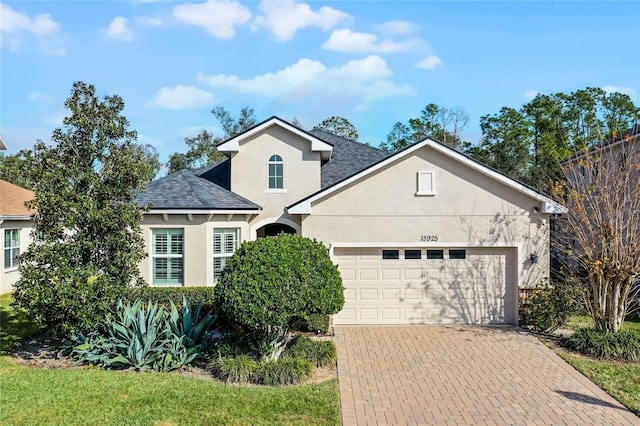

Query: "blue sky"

xmin=1 ymin=1 xmax=639 ymax=164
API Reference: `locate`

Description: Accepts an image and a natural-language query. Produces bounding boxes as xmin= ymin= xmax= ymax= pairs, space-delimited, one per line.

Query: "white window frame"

xmin=213 ymin=228 xmax=239 ymax=284
xmin=416 ymin=171 xmax=435 ymax=196
xmin=4 ymin=229 xmax=20 ymax=270
xmin=268 ymin=155 xmax=284 ymax=189
xmin=151 ymin=228 xmax=184 ymax=286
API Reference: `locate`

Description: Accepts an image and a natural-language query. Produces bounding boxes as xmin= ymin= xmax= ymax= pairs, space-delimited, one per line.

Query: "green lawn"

xmin=557 ymin=314 xmax=640 ymax=417
xmin=558 ymin=353 xmax=640 ymax=416
xmin=0 ymin=294 xmax=341 ymax=426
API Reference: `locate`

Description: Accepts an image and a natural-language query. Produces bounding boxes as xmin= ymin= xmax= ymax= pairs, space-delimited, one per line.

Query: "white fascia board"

xmin=145 ymin=209 xmax=260 ymax=215
xmin=217 ymin=117 xmax=333 ymax=159
xmin=0 ymin=215 xmax=33 ymax=221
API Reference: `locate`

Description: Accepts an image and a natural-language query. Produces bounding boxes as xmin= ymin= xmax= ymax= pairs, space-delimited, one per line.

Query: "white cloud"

xmin=197 ymin=55 xmax=413 ymax=110
xmin=27 ymin=91 xmax=49 ymax=101
xmin=322 ymin=28 xmax=420 ymax=53
xmin=0 ymin=3 xmax=66 ymax=55
xmin=373 ymin=20 xmax=415 ymax=36
xmin=602 ymin=85 xmax=637 ymax=100
xmin=149 ymin=85 xmax=217 ymax=110
xmin=106 ymin=17 xmax=133 ymax=41
xmin=136 ymin=16 xmax=163 ymax=27
xmin=173 ymin=0 xmax=251 ymax=39
xmin=415 ymin=55 xmax=442 ymax=70
xmin=525 ymin=90 xmax=539 ymax=100
xmin=253 ymin=0 xmax=350 ymax=41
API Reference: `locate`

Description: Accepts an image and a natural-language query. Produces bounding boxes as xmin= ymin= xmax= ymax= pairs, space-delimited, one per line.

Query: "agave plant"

xmin=169 ymin=296 xmax=219 ymax=349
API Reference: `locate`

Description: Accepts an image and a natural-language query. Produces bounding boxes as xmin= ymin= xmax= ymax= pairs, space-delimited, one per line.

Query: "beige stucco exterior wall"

xmin=300 ymin=145 xmax=551 ymax=289
xmin=229 ymin=126 xmax=321 ymax=238
xmin=139 ymin=214 xmax=253 ymax=287
xmin=1 ymin=220 xmax=34 ymax=294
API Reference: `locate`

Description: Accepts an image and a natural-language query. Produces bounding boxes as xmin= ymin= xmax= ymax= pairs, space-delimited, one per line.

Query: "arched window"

xmin=268 ymin=155 xmax=283 ymax=189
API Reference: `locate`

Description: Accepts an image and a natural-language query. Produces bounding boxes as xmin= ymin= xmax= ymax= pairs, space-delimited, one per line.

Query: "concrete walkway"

xmin=335 ymin=326 xmax=639 ymax=425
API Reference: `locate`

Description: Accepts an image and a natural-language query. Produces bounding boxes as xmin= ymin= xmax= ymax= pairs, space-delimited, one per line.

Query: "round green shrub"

xmin=214 ymin=234 xmax=344 ymax=334
xmin=528 ymin=280 xmax=585 ymax=333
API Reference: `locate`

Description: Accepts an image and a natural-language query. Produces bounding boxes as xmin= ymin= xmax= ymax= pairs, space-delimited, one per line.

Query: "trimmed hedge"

xmin=121 ymin=287 xmax=215 ymax=307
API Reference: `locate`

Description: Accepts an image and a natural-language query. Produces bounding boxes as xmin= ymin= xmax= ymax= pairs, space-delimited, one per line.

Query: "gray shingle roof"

xmin=309 ymin=129 xmax=390 ymax=188
xmin=139 ymin=125 xmax=388 ymax=211
xmin=137 ymin=169 xmax=260 ymax=210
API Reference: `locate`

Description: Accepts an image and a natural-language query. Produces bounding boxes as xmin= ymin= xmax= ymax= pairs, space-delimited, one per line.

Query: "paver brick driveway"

xmin=335 ymin=326 xmax=639 ymax=425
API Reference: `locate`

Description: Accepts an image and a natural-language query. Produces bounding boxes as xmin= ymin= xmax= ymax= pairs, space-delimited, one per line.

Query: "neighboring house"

xmin=0 ymin=180 xmax=35 ymax=294
xmin=0 ymin=136 xmax=7 ymax=150
xmin=137 ymin=117 xmax=563 ymax=325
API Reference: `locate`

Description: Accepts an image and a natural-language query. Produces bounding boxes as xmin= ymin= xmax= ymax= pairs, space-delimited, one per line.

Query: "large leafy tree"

xmin=13 ymin=81 xmax=156 ymax=334
xmin=167 ymin=106 xmax=257 ymax=174
xmin=313 ymin=116 xmax=359 ymax=140
xmin=381 ymin=103 xmax=469 ymax=152
xmin=552 ymin=133 xmax=640 ymax=332
xmin=467 ymin=88 xmax=638 ymax=192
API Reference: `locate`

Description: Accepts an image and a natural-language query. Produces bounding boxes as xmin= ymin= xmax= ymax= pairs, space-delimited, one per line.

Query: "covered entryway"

xmin=333 ymin=247 xmax=517 ymax=325
xmin=256 ymin=223 xmax=297 ymax=238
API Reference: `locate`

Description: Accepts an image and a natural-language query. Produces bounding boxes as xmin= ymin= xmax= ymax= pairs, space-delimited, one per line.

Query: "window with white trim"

xmin=213 ymin=228 xmax=239 ymax=284
xmin=4 ymin=229 xmax=20 ymax=270
xmin=152 ymin=229 xmax=184 ymax=285
xmin=416 ymin=171 xmax=435 ymax=195
xmin=268 ymin=155 xmax=283 ymax=189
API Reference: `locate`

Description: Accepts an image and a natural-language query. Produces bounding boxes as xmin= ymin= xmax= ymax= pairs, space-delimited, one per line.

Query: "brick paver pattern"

xmin=335 ymin=326 xmax=639 ymax=426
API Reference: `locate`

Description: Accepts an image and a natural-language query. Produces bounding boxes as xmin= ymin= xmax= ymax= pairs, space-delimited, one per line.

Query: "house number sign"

xmin=420 ymin=235 xmax=439 ymax=242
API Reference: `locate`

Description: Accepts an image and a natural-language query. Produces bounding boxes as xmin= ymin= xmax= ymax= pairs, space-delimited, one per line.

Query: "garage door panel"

xmin=334 ymin=247 xmax=515 ymax=325
xmin=358 ymin=288 xmax=378 ymax=300
xmin=343 ymin=288 xmax=356 ymax=301
xmin=381 ymin=288 xmax=400 ymax=300
xmin=359 ymin=269 xmax=378 ymax=280
xmin=341 ymin=268 xmax=356 ymax=280
xmin=381 ymin=268 xmax=401 ymax=280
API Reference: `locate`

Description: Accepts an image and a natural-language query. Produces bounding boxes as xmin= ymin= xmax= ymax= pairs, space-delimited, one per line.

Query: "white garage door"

xmin=333 ymin=247 xmax=516 ymax=325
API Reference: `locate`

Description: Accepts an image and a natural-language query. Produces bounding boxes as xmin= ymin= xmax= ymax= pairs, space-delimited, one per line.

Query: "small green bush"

xmin=285 ymin=335 xmax=336 ymax=368
xmin=528 ymin=280 xmax=585 ymax=333
xmin=255 ymin=358 xmax=313 ymax=386
xmin=561 ymin=328 xmax=640 ymax=361
xmin=208 ymin=355 xmax=259 ymax=383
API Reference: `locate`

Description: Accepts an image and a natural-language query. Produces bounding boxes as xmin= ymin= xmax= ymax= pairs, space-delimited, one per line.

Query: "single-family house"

xmin=137 ymin=117 xmax=563 ymax=325
xmin=1 ymin=180 xmax=35 ymax=294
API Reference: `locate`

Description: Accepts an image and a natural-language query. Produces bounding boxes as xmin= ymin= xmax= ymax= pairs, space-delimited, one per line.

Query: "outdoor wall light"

xmin=530 ymin=253 xmax=540 ymax=264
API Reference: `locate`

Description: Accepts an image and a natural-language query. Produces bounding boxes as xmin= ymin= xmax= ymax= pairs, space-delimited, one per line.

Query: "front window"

xmin=152 ymin=229 xmax=184 ymax=285
xmin=4 ymin=229 xmax=20 ymax=270
xmin=268 ymin=155 xmax=283 ymax=189
xmin=213 ymin=228 xmax=239 ymax=284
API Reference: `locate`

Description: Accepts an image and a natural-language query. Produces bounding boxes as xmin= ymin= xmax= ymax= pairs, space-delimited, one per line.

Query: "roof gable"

xmin=288 ymin=138 xmax=565 ymax=215
xmin=217 ymin=116 xmax=333 ymax=160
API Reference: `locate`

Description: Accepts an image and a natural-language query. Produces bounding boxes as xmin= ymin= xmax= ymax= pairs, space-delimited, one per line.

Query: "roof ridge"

xmin=180 ymin=170 xmax=213 ymax=207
